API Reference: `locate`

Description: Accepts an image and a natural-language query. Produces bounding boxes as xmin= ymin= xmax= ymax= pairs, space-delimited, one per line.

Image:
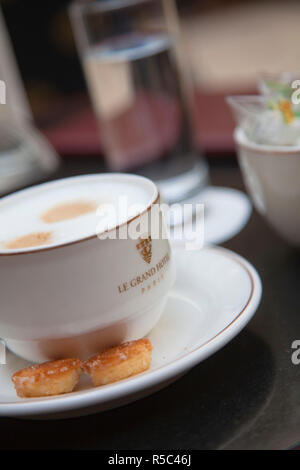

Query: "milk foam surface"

xmin=0 ymin=175 xmax=154 ymax=251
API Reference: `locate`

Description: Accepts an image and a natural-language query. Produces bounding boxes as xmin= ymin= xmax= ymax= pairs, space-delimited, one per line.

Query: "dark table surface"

xmin=1 ymin=158 xmax=300 ymax=450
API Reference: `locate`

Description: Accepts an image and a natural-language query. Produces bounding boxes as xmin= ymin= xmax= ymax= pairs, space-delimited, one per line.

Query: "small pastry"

xmin=83 ymin=339 xmax=153 ymax=386
xmin=12 ymin=358 xmax=82 ymax=398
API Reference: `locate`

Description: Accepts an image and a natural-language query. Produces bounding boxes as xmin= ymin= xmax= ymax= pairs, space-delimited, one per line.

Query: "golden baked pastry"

xmin=83 ymin=338 xmax=153 ymax=386
xmin=12 ymin=358 xmax=82 ymax=398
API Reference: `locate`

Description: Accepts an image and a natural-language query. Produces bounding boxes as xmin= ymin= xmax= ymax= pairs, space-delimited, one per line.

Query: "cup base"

xmin=5 ymin=297 xmax=168 ymax=363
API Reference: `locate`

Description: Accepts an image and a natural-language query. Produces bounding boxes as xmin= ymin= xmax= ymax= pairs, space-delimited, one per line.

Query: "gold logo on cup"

xmin=136 ymin=236 xmax=152 ymax=264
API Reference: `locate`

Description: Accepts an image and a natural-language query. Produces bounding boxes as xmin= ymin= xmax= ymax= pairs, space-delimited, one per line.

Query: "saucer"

xmin=0 ymin=246 xmax=262 ymax=419
xmin=170 ymin=186 xmax=252 ymax=246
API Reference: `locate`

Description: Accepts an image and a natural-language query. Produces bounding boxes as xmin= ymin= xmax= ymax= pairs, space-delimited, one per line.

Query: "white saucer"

xmin=170 ymin=186 xmax=252 ymax=246
xmin=0 ymin=246 xmax=262 ymax=419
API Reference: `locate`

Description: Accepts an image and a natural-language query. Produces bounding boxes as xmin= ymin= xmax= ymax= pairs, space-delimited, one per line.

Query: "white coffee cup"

xmin=234 ymin=127 xmax=300 ymax=245
xmin=0 ymin=173 xmax=175 ymax=362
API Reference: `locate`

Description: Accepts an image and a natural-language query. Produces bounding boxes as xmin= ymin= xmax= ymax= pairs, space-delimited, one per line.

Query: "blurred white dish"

xmin=235 ymin=126 xmax=300 ymax=245
xmin=170 ymin=186 xmax=252 ymax=247
xmin=0 ymin=246 xmax=261 ymax=419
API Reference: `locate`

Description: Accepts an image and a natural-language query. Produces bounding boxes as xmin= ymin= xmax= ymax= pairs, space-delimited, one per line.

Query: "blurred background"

xmin=2 ymin=0 xmax=299 ymax=160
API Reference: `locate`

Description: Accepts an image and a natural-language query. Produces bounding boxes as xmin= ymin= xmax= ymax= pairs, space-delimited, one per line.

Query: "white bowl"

xmin=234 ymin=127 xmax=300 ymax=245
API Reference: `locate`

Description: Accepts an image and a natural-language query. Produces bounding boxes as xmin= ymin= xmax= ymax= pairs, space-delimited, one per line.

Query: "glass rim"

xmin=70 ymin=0 xmax=156 ymax=15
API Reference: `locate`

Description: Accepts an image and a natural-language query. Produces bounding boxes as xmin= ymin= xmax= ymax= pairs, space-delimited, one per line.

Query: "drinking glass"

xmin=0 ymin=7 xmax=59 ymax=195
xmin=70 ymin=0 xmax=208 ymax=204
